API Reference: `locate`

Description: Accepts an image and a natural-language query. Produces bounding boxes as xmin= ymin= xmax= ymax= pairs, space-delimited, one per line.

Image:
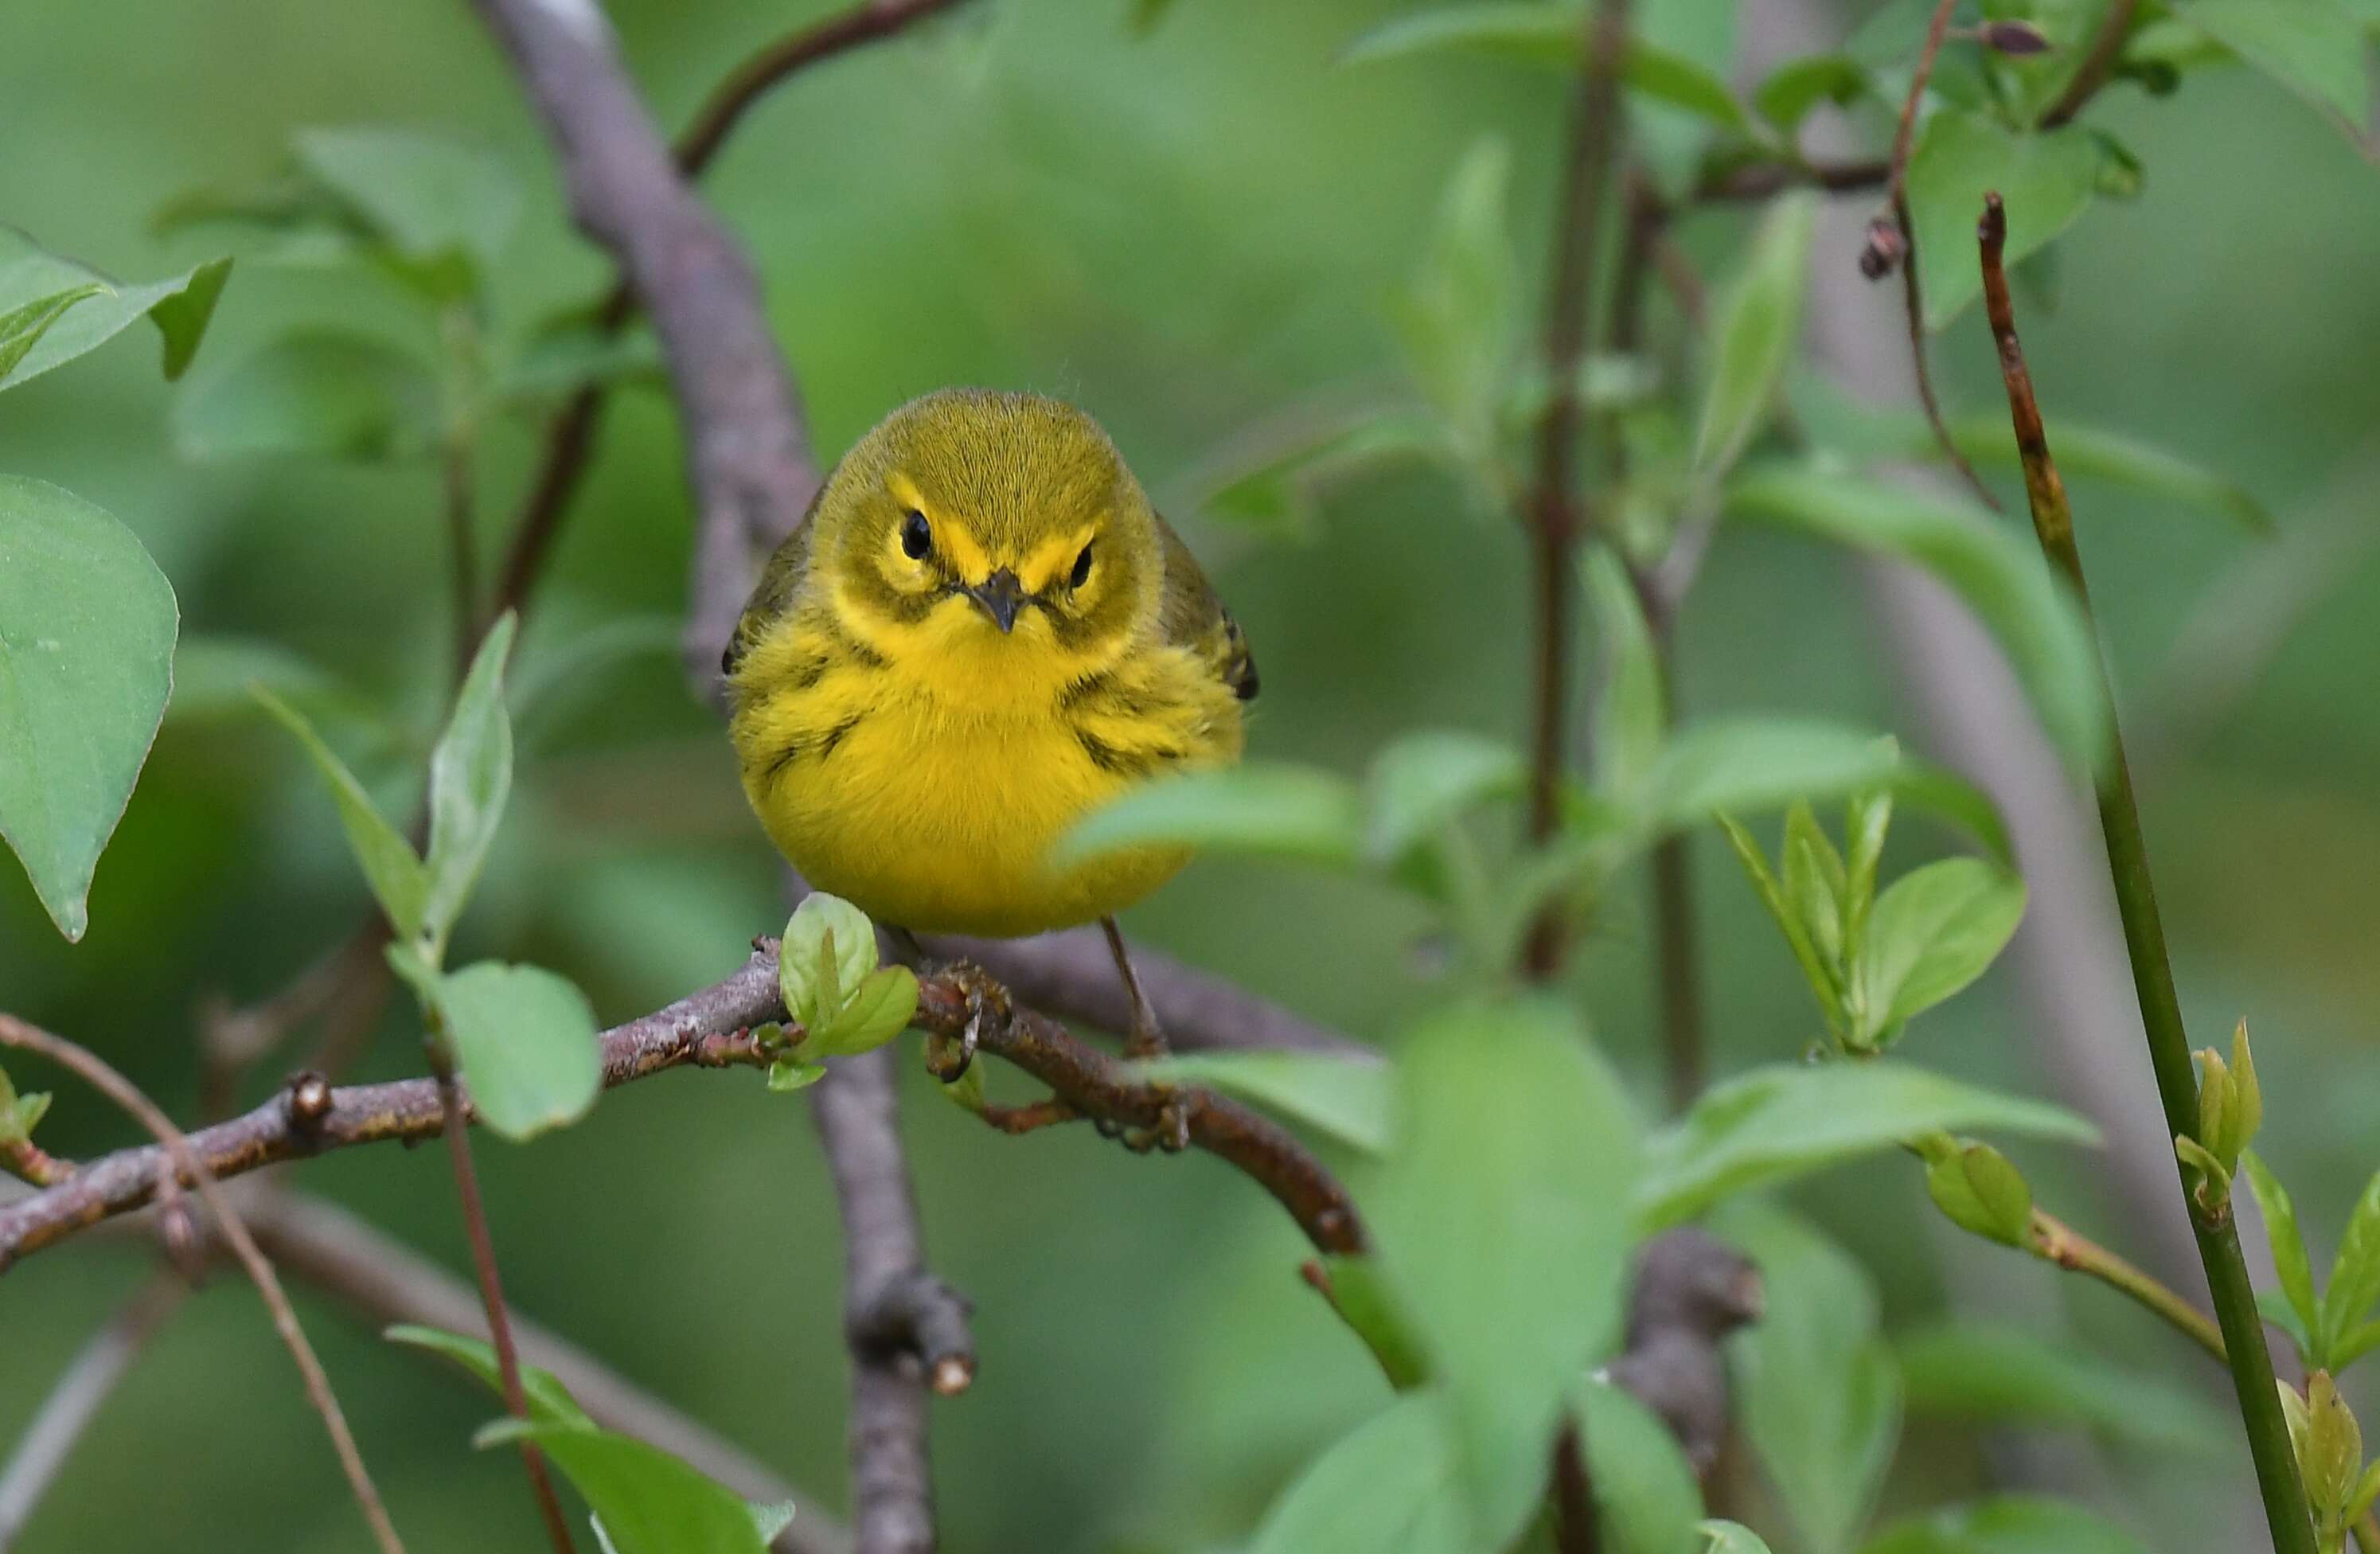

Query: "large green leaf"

xmin=420 ymin=615 xmax=517 ymax=954
xmin=1894 ymin=1322 xmax=2228 ymax=1452
xmin=0 ymin=478 xmax=178 ymax=940
xmin=254 ymin=686 xmax=427 ymax=940
xmin=1371 ymin=995 xmax=1641 ymax=1544
xmin=1904 ymin=110 xmax=2101 ymax=330
xmin=1852 ymin=857 xmax=2027 ymax=1043
xmin=1859 ymin=1495 xmax=2148 ymax=1554
xmin=1136 ymin=1051 xmax=1392 ymax=1154
xmin=1720 ymin=1204 xmax=1901 ymax=1554
xmin=1695 ymin=193 xmax=1816 ymax=478
xmin=0 ymin=287 xmax=103 ymax=381
xmin=2182 ymin=0 xmax=2374 ymax=149
xmin=174 ymin=328 xmax=440 ymax=463
xmin=0 ymin=228 xmax=231 ymax=388
xmin=1580 ymin=1376 xmax=1704 ymax=1554
xmin=1059 ymin=763 xmax=1364 ymax=868
xmin=294 ymin=127 xmax=521 ymax=293
xmin=1726 ymin=465 xmax=2108 ymax=771
xmin=1638 ymin=1061 xmax=2097 ymax=1229
xmin=1247 ymin=1392 xmax=1467 ymax=1554
xmin=1343 ymin=4 xmax=1752 ymax=130
xmin=1648 ymin=716 xmax=2010 ymax=859
xmin=478 ymin=1421 xmax=768 ymax=1554
xmin=431 ymin=960 xmax=602 ymax=1142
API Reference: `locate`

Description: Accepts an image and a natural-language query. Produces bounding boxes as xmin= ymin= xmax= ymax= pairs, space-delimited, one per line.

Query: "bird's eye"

xmin=1070 ymin=542 xmax=1094 ymax=589
xmin=900 ymin=510 xmax=931 ymax=560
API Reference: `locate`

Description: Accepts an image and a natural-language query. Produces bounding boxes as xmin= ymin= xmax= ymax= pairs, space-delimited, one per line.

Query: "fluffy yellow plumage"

xmin=724 ymin=388 xmax=1256 ymax=941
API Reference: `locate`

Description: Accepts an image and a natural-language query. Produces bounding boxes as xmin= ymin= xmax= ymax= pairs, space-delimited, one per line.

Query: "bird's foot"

xmin=922 ymin=960 xmax=1009 ymax=1084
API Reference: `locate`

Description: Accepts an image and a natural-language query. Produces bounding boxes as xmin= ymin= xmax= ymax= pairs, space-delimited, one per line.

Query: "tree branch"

xmin=0 ymin=1273 xmax=186 ymax=1549
xmin=2038 ymin=0 xmax=2141 ymax=130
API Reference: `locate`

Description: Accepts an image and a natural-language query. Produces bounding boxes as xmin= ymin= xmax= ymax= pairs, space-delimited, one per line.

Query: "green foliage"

xmin=0 ymin=478 xmax=180 ymax=941
xmin=1858 ymin=1495 xmax=2148 ymax=1554
xmin=1579 ymin=1376 xmax=1704 ymax=1553
xmin=481 ymin=1421 xmax=778 ymax=1554
xmin=0 ymin=1064 xmax=53 ymax=1150
xmin=254 ymin=685 xmax=430 ymax=939
xmin=1060 ymin=763 xmax=1364 ymax=867
xmin=292 ymin=127 xmax=520 ymax=298
xmin=2243 ymin=1149 xmax=2323 ymax=1362
xmin=420 ymin=959 xmax=602 ymax=1141
xmin=384 ymin=1324 xmax=593 ymax=1428
xmin=1905 ymin=111 xmax=2103 ymax=330
xmin=1922 ymin=1139 xmax=2035 ymax=1248
xmin=422 ymin=616 xmax=518 ymax=957
xmin=2278 ymin=1371 xmax=2380 ymax=1550
xmin=1638 ymin=1061 xmax=2095 ymax=1229
xmin=1362 ymin=729 xmax=1527 ymax=867
xmin=776 ymin=893 xmax=919 ymax=1060
xmin=175 ymin=329 xmax=441 ymax=462
xmin=1700 ymin=1522 xmax=1779 ymax=1554
xmin=1651 ymin=722 xmax=2007 ymax=858
xmin=1753 ymin=53 xmax=1870 ymax=131
xmin=1133 ymin=1050 xmax=1392 ymax=1153
xmin=1695 ymin=193 xmax=1815 ymax=478
xmin=2179 ymin=0 xmax=2375 ymax=149
xmin=1370 ymin=994 xmax=1639 ymax=1544
xmin=0 ymin=228 xmax=229 ymax=388
xmin=1387 ymin=137 xmax=1516 ymax=470
xmin=0 ymin=285 xmax=104 ymax=381
xmin=1246 ymin=1392 xmax=1466 ymax=1554
xmin=1895 ymin=1322 xmax=2229 ymax=1453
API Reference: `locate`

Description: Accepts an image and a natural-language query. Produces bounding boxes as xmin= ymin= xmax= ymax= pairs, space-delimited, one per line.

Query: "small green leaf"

xmin=778 ymin=893 xmax=880 ymax=1033
xmin=2323 ymin=1169 xmax=2380 ymax=1361
xmin=1060 ymin=763 xmax=1364 ymax=869
xmin=0 ymin=230 xmax=232 ymax=388
xmin=0 ymin=285 xmax=103 ymax=381
xmin=1898 ymin=1321 xmax=2229 ymax=1453
xmin=808 ymin=966 xmax=919 ymax=1058
xmin=1638 ymin=1061 xmax=2096 ymax=1230
xmin=477 ymin=1421 xmax=769 ymax=1554
xmin=1859 ymin=1494 xmax=2150 ymax=1554
xmin=0 ymin=478 xmax=179 ymax=940
xmin=1389 ymin=138 xmax=1516 ymax=455
xmin=1586 ymin=549 xmax=1664 ymax=798
xmin=1580 ymin=1376 xmax=1704 ymax=1553
xmin=255 ymin=685 xmax=427 ymax=940
xmin=1843 ymin=778 xmax=1894 ymax=955
xmin=1781 ymin=800 xmax=1847 ymax=982
xmin=1726 ymin=464 xmax=2108 ymax=772
xmin=749 ymin=1501 xmax=798 ymax=1545
xmin=1653 ymin=716 xmax=2010 ymax=860
xmin=13 ymin=1091 xmax=49 ymax=1142
xmin=1904 ymin=109 xmax=2101 ymax=330
xmin=1372 ymin=995 xmax=1641 ymax=1544
xmin=295 ymin=127 xmax=520 ymax=295
xmin=1716 ymin=813 xmax=1845 ymax=1035
xmin=2263 ymin=1289 xmax=2319 ymax=1365
xmin=419 ymin=614 xmax=517 ymax=954
xmin=1699 ymin=1521 xmax=1777 ymax=1554
xmin=766 ymin=1059 xmax=828 ymax=1093
xmin=1753 ymin=53 xmax=1870 ymax=131
xmin=1313 ymin=1255 xmax=1430 ymax=1389
xmin=1342 ymin=5 xmax=1751 ymax=129
xmin=1855 ymin=858 xmax=2027 ymax=1043
xmin=384 ymin=1323 xmax=594 ymax=1429
xmin=175 ymin=328 xmax=441 ymax=463
xmin=1136 ymin=1050 xmax=1392 ymax=1154
xmin=1364 ymin=730 xmax=1527 ymax=865
xmin=1247 ymin=1392 xmax=1466 ymax=1554
xmin=2182 ymin=0 xmax=2374 ymax=149
xmin=1695 ymin=193 xmax=1815 ymax=478
xmin=1924 ymin=1141 xmax=2035 ymax=1248
xmin=431 ymin=960 xmax=602 ymax=1141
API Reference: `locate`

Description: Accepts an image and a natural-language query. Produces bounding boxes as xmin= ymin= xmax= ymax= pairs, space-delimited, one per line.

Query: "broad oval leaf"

xmin=0 ymin=478 xmax=178 ymax=939
xmin=1905 ymin=109 xmax=2101 ymax=330
xmin=1581 ymin=1376 xmax=1704 ymax=1554
xmin=0 ymin=228 xmax=231 ymax=389
xmin=1725 ymin=465 xmax=2108 ymax=772
xmin=434 ymin=960 xmax=602 ymax=1142
xmin=2181 ymin=0 xmax=2374 ymax=151
xmin=1343 ymin=4 xmax=1751 ymax=130
xmin=478 ymin=1420 xmax=769 ymax=1554
xmin=1695 ymin=193 xmax=1815 ymax=478
xmin=1059 ymin=763 xmax=1364 ymax=868
xmin=421 ymin=613 xmax=517 ymax=954
xmin=1372 ymin=995 xmax=1641 ymax=1544
xmin=780 ymin=891 xmax=880 ymax=1032
xmin=1651 ymin=716 xmax=2010 ymax=860
xmin=1136 ymin=1050 xmax=1392 ymax=1154
xmin=175 ymin=327 xmax=440 ymax=463
xmin=384 ymin=1323 xmax=593 ymax=1429
xmin=1247 ymin=1392 xmax=1467 ymax=1554
xmin=1894 ymin=1321 xmax=2228 ymax=1453
xmin=1637 ymin=1060 xmax=2097 ymax=1229
xmin=295 ymin=127 xmax=521 ymax=292
xmin=1859 ymin=1494 xmax=2148 ymax=1554
xmin=1364 ymin=728 xmax=1526 ymax=864
xmin=1853 ymin=857 xmax=2027 ymax=1042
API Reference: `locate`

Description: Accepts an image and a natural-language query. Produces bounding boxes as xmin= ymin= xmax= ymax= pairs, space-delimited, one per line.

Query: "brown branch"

xmin=1695 ymin=156 xmax=1891 ymax=202
xmin=2039 ymin=0 xmax=2141 ymax=129
xmin=0 ymin=1015 xmax=404 ymax=1554
xmin=0 ymin=1272 xmax=186 ymax=1547
xmin=247 ymin=1190 xmax=850 ymax=1554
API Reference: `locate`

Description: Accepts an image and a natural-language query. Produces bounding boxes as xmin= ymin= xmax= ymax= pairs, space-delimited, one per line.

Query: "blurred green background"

xmin=3 ymin=0 xmax=2377 ymax=1549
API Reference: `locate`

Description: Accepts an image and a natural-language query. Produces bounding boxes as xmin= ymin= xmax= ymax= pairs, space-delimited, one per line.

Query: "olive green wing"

xmin=721 ymin=483 xmax=824 ymax=678
xmin=1155 ymin=511 xmax=1258 ymax=701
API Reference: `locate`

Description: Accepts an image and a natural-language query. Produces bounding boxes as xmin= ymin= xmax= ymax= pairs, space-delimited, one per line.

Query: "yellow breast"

xmin=728 ymin=616 xmax=1243 ymax=938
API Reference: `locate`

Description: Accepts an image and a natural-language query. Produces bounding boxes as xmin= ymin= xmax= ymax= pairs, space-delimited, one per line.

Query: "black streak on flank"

xmin=764 ymin=713 xmax=868 ymax=787
xmin=1075 ymin=728 xmax=1184 ymax=778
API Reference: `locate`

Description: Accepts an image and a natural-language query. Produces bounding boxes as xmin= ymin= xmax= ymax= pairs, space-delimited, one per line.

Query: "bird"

xmin=722 ymin=388 xmax=1256 ymax=1065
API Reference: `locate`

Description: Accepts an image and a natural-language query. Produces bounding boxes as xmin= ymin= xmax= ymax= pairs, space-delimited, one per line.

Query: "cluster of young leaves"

xmin=158 ymin=126 xmax=657 ymax=467
xmin=0 ymin=228 xmax=230 ymax=942
xmin=752 ymin=892 xmax=922 ymax=1092
xmin=261 ymin=615 xmax=601 ymax=1141
xmin=385 ymin=1326 xmax=797 ymax=1554
xmin=2244 ymin=1146 xmax=2380 ymax=1380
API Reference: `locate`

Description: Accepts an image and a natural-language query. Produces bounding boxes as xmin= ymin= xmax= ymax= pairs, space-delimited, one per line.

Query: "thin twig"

xmin=2029 ymin=1207 xmax=2226 ymax=1361
xmin=2039 ymin=0 xmax=2141 ymax=129
xmin=1978 ymin=190 xmax=2315 ymax=1554
xmin=1696 ymin=156 xmax=1892 ymax=202
xmin=0 ymin=1015 xmax=405 ymax=1554
xmin=0 ymin=1273 xmax=185 ymax=1550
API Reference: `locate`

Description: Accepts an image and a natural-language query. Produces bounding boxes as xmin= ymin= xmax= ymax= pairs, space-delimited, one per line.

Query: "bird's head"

xmin=816 ymin=388 xmax=1161 ymax=698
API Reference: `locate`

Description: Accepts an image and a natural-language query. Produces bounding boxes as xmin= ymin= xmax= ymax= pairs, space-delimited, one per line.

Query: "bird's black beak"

xmin=966 ymin=568 xmax=1028 ymax=634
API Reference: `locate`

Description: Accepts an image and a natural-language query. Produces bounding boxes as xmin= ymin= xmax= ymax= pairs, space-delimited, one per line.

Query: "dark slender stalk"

xmin=423 ymin=1027 xmax=575 ymax=1554
xmin=2039 ymin=0 xmax=2141 ymax=128
xmin=1550 ymin=1420 xmax=1597 ymax=1554
xmin=1977 ymin=192 xmax=2315 ymax=1554
xmin=0 ymin=1273 xmax=185 ymax=1548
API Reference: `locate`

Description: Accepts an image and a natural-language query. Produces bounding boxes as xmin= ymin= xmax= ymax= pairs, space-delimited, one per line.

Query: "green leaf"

xmin=766 ymin=1059 xmax=828 ymax=1093
xmin=1195 ymin=410 xmax=1454 ymax=540
xmin=1720 ymin=1204 xmax=1900 ymax=1554
xmin=1895 ymin=1322 xmax=2229 ymax=1453
xmin=2333 ymin=1318 xmax=2380 ymax=1373
xmin=1945 ymin=415 xmax=2276 ymax=536
xmin=2181 ymin=0 xmax=2374 ymax=148
xmin=1695 ymin=193 xmax=1815 ymax=478
xmin=2323 ymin=1169 xmax=2380 ymax=1360
xmin=1904 ymin=110 xmax=2101 ymax=330
xmin=1247 ymin=1392 xmax=1467 ymax=1554
xmin=2262 ymin=1289 xmax=2318 ymax=1363
xmin=0 ymin=229 xmax=232 ymax=388
xmin=1580 ymin=1376 xmax=1704 ymax=1554
xmin=1135 ymin=1051 xmax=1392 ymax=1154
xmin=1586 ymin=549 xmax=1665 ymax=798
xmin=497 ymin=323 xmax=664 ymax=407
xmin=1364 ymin=729 xmax=1526 ymax=864
xmin=1652 ymin=716 xmax=2011 ymax=860
xmin=1313 ymin=1255 xmax=1431 ymax=1389
xmin=1853 ymin=858 xmax=2026 ymax=1043
xmin=478 ymin=1421 xmax=769 ymax=1554
xmin=1924 ymin=1139 xmax=2034 ymax=1247
xmin=166 ymin=634 xmax=386 ymax=736
xmin=778 ymin=892 xmax=880 ymax=1033
xmin=1726 ymin=465 xmax=2108 ymax=771
xmin=1754 ymin=53 xmax=1871 ymax=131
xmin=430 ymin=961 xmax=602 ymax=1142
xmin=808 ymin=966 xmax=919 ymax=1058
xmin=0 ymin=286 xmax=103 ymax=381
xmin=294 ymin=127 xmax=520 ymax=295
xmin=1060 ymin=763 xmax=1364 ymax=869
xmin=419 ymin=614 xmax=517 ymax=954
xmin=1701 ymin=1521 xmax=1778 ymax=1554
xmin=1390 ymin=138 xmax=1516 ymax=453
xmin=1371 ymin=995 xmax=1641 ymax=1544
xmin=255 ymin=685 xmax=427 ymax=939
xmin=1782 ymin=799 xmax=1847 ymax=979
xmin=1637 ymin=1061 xmax=2097 ymax=1229
xmin=1843 ymin=778 xmax=1894 ymax=955
xmin=384 ymin=1323 xmax=594 ymax=1429
xmin=1716 ymin=813 xmax=1845 ymax=1034
xmin=0 ymin=478 xmax=178 ymax=941
xmin=1858 ymin=1495 xmax=2149 ymax=1554
xmin=1343 ymin=5 xmax=1751 ymax=129
xmin=174 ymin=328 xmax=440 ymax=463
